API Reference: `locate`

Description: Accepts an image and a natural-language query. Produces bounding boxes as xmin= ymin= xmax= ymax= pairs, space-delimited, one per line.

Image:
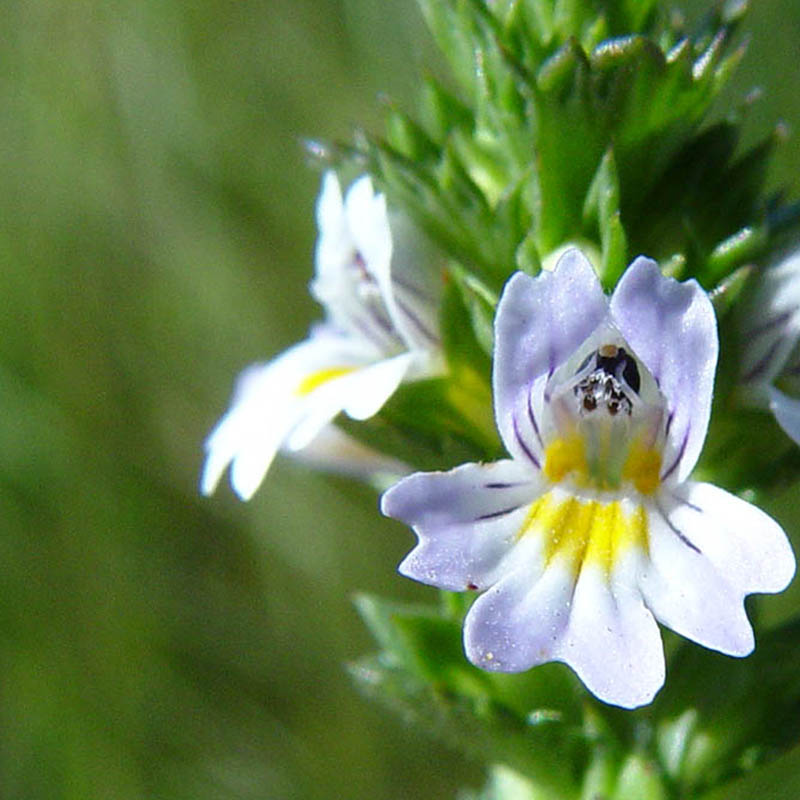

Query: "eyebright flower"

xmin=382 ymin=249 xmax=795 ymax=709
xmin=201 ymin=171 xmax=440 ymax=500
xmin=739 ymin=248 xmax=800 ymax=445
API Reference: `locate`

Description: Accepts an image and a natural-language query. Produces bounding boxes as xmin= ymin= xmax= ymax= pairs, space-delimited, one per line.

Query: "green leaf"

xmin=699 ymin=743 xmax=800 ymax=800
xmin=706 ymin=224 xmax=768 ymax=282
xmin=611 ymin=754 xmax=668 ymax=800
xmin=349 ymin=654 xmax=582 ymax=798
xmin=582 ymin=149 xmax=627 ymax=284
xmin=651 ymin=617 xmax=800 ymax=796
xmin=515 ymin=229 xmax=543 ymax=275
xmin=384 ymin=103 xmax=441 ymax=163
xmin=417 ymin=0 xmax=480 ymax=101
xmin=446 ymin=264 xmax=498 ymax=358
xmin=418 ymin=74 xmax=474 ymax=144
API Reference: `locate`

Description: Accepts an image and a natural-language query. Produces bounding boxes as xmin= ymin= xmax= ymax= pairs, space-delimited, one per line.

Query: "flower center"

xmin=543 ymin=342 xmax=664 ymax=494
xmin=573 ymin=345 xmax=639 ymax=416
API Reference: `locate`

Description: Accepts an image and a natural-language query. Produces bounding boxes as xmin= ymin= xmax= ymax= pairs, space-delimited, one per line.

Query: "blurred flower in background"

xmin=202 ymin=172 xmax=440 ymax=500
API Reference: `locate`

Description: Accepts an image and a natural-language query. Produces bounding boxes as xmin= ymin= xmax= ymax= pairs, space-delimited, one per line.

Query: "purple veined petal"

xmin=493 ymin=249 xmax=608 ymax=467
xmin=345 ymin=179 xmax=442 ymax=356
xmin=381 ymin=460 xmax=543 ymax=592
xmin=610 ymin=256 xmax=718 ymax=484
xmin=638 ymin=482 xmax=794 ymax=656
xmin=381 ymin=212 xmax=442 ymax=353
xmin=201 ymin=330 xmax=379 ymax=501
xmin=769 ymin=385 xmax=800 ymax=446
xmin=312 ymin=174 xmax=406 ymax=354
xmin=344 ymin=175 xmax=393 ymax=285
xmin=667 ymin=481 xmax=794 ymax=594
xmin=740 ymin=249 xmax=800 ymax=385
xmin=553 ymin=563 xmax=665 ymax=709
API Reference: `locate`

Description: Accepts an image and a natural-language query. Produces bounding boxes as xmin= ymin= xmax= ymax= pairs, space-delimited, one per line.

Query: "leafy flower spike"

xmin=740 ymin=248 xmax=800 ymax=445
xmin=201 ymin=171 xmax=440 ymax=500
xmin=382 ymin=249 xmax=795 ymax=709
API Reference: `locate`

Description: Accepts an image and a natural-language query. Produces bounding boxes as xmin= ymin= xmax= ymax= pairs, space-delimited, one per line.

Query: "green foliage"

xmin=317 ymin=0 xmax=800 ymax=475
xmin=653 ymin=618 xmax=800 ymax=797
xmin=351 ymin=594 xmax=586 ymax=797
xmin=341 ymin=1 xmax=800 ymax=797
xmin=354 ymin=594 xmax=800 ymax=799
xmin=361 ymin=0 xmax=787 ymax=299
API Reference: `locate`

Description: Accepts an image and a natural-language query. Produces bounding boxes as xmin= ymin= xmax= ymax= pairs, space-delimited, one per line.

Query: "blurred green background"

xmin=1 ymin=1 xmax=800 ymax=798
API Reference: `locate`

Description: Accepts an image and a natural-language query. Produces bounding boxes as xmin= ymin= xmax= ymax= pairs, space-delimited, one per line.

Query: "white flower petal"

xmin=769 ymin=385 xmax=800 ymax=446
xmin=740 ymin=249 xmax=800 ymax=385
xmin=554 ymin=563 xmax=664 ymax=709
xmin=639 ymin=518 xmax=753 ymax=656
xmin=284 ymin=351 xmax=415 ymax=452
xmin=382 ymin=460 xmax=542 ymax=591
xmin=638 ymin=482 xmax=794 ymax=656
xmin=610 ymin=256 xmax=718 ymax=484
xmin=345 ymin=175 xmax=393 ymax=283
xmin=314 ymin=171 xmax=350 ymax=286
xmin=465 ymin=553 xmax=664 ymax=708
xmin=202 ymin=361 xmax=291 ymax=499
xmin=315 ymin=170 xmax=344 ymax=238
xmin=464 ymin=558 xmax=572 ymax=671
xmin=202 ymin=332 xmax=378 ymax=500
xmin=493 ymin=250 xmax=607 ymax=467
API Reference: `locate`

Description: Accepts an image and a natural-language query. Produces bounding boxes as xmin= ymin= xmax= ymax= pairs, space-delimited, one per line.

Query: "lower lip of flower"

xmin=516 ymin=488 xmax=650 ymax=574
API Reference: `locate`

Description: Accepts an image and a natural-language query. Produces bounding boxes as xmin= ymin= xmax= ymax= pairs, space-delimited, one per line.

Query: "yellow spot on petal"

xmin=519 ymin=491 xmax=649 ymax=576
xmin=543 ymin=436 xmax=589 ymax=485
xmin=544 ymin=433 xmax=663 ymax=495
xmin=622 ymin=441 xmax=662 ymax=495
xmin=295 ymin=366 xmax=355 ymax=396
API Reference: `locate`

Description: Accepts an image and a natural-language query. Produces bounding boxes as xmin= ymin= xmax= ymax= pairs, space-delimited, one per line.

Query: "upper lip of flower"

xmin=494 ymin=248 xmax=718 ymax=491
xmin=382 ymin=248 xmax=795 ymax=709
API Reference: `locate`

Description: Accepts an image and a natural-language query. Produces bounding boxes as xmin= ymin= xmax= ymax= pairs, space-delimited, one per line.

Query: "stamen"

xmin=572 ymin=345 xmax=640 ymax=417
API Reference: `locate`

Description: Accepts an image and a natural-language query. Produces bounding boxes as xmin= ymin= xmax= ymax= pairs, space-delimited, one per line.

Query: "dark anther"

xmin=595 ymin=346 xmax=640 ymax=393
xmin=573 ymin=344 xmax=639 ymax=417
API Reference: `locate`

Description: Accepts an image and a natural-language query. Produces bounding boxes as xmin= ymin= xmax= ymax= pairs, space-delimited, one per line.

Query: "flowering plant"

xmin=203 ymin=1 xmax=800 ymax=796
